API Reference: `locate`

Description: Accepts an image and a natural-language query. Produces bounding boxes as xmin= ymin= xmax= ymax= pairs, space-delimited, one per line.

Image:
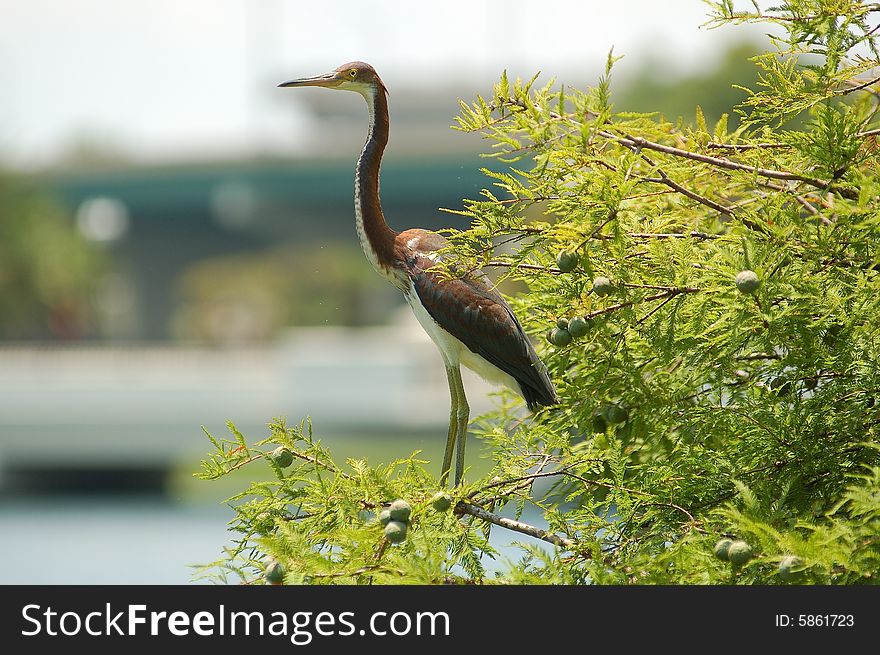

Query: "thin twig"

xmin=559 ymin=472 xmax=698 ymax=525
xmin=496 ymin=195 xmax=561 ymax=205
xmin=623 ymin=189 xmax=677 ymax=200
xmin=618 ymin=142 xmax=738 ymax=217
xmin=468 ymin=457 xmax=577 ymax=502
xmin=223 ymin=446 xmax=350 ymax=479
xmin=585 ymin=210 xmax=619 ymax=243
xmin=621 ymin=282 xmax=701 ymax=291
xmin=706 ymin=141 xmax=790 ymax=150
xmin=484 ymin=261 xmax=560 ymax=273
xmin=281 ymin=512 xmax=314 ymax=522
xmin=628 ymin=231 xmax=719 ymax=240
xmin=636 ymin=292 xmax=679 ymax=325
xmin=653 ymin=169 xmax=738 ymax=215
xmin=290 ymin=449 xmax=349 ymax=477
xmin=224 ymin=452 xmax=266 ymax=473
xmin=758 ymin=179 xmax=836 ymax=214
xmin=586 ymin=287 xmax=701 ymax=320
xmin=310 ymin=564 xmax=404 ymax=580
xmin=736 ymin=352 xmax=783 ymax=361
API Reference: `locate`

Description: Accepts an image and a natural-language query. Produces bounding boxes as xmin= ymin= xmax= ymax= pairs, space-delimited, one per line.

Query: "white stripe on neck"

xmin=353 ymin=86 xmax=387 ymax=278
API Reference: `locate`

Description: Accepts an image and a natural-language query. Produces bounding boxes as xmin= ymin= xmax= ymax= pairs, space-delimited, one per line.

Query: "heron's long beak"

xmin=278 ymin=72 xmax=342 ymax=88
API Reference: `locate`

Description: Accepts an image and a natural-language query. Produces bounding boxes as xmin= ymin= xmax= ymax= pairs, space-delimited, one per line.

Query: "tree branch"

xmin=840 ymin=74 xmax=880 ymax=95
xmin=628 ymin=231 xmax=719 ymax=240
xmin=708 ymin=126 xmax=880 ymax=150
xmin=491 ymin=96 xmax=859 ymax=198
xmin=614 ymin=133 xmax=855 ymax=197
xmin=456 ymin=501 xmax=577 ymax=550
xmin=706 ymin=141 xmax=790 ymax=150
xmin=586 ymin=287 xmax=701 ymax=320
xmin=636 ymin=292 xmax=679 ymax=325
xmin=311 ymin=563 xmax=404 ymax=580
xmin=736 ymin=351 xmax=782 ymax=361
xmin=651 ymin=167 xmax=738 ymax=216
xmin=224 ymin=445 xmax=350 ymax=479
xmin=613 ymin=138 xmax=739 ymax=217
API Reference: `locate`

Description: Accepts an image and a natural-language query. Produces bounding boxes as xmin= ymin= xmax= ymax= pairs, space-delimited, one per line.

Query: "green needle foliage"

xmin=198 ymin=1 xmax=880 ymax=585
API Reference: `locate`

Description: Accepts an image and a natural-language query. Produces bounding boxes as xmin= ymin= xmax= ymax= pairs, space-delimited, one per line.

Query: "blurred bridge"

xmin=0 ymin=311 xmax=501 ymax=491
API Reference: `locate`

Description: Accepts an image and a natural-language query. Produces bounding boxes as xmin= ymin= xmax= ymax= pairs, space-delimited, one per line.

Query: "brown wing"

xmin=408 ymin=251 xmax=558 ymax=411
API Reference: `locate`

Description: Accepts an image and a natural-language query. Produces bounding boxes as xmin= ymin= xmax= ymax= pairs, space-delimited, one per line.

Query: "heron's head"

xmin=278 ymin=61 xmax=387 ymax=98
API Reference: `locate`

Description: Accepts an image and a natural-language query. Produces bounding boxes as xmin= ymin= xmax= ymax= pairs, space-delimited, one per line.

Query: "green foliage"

xmin=0 ymin=171 xmax=103 ymax=338
xmin=199 ymin=1 xmax=880 ymax=584
xmin=174 ymin=242 xmax=395 ymax=342
xmin=195 ymin=419 xmax=497 ymax=584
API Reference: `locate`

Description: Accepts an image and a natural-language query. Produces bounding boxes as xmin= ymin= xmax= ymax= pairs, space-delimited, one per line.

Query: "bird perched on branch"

xmin=279 ymin=62 xmax=558 ymax=486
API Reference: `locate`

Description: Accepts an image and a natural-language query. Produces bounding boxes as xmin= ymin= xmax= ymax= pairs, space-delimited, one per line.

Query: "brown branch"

xmin=615 ymin=133 xmax=852 ymax=196
xmin=616 ymin=140 xmax=738 ymax=217
xmin=310 ymin=564 xmax=404 ymax=580
xmin=223 ymin=452 xmax=266 ymax=473
xmin=794 ymin=194 xmax=822 ymax=217
xmin=706 ymin=141 xmax=790 ymax=150
xmin=623 ymin=189 xmax=677 ymax=200
xmin=628 ymin=231 xmax=719 ymax=240
xmin=621 ymin=282 xmax=701 ymax=291
xmin=496 ymin=195 xmax=562 ymax=205
xmin=222 ymin=446 xmax=350 ymax=479
xmin=456 ymin=501 xmax=577 ymax=549
xmin=484 ymin=261 xmax=561 ymax=273
xmin=653 ymin=169 xmax=738 ymax=216
xmin=281 ymin=512 xmax=314 ymax=522
xmin=468 ymin=456 xmax=577 ymax=503
xmin=840 ymin=74 xmax=880 ymax=95
xmin=290 ymin=448 xmax=349 ymax=478
xmin=587 ymin=287 xmax=701 ymax=320
xmin=736 ymin=352 xmax=783 ymax=361
xmin=758 ymin=180 xmax=834 ymax=223
xmin=490 ymin=97 xmax=859 ymax=198
xmin=636 ymin=292 xmax=679 ymax=325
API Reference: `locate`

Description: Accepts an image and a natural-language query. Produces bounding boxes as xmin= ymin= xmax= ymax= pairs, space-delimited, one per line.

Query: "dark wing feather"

xmin=410 ymin=256 xmax=558 ymax=410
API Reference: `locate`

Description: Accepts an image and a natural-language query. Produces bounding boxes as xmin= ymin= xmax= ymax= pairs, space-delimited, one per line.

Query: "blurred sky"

xmin=0 ymin=0 xmax=768 ymax=169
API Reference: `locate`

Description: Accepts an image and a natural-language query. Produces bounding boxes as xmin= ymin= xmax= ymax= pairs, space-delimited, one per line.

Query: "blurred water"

xmin=0 ymin=333 xmax=546 ymax=585
xmin=0 ymin=497 xmax=549 ymax=584
xmin=0 ymin=498 xmax=234 ymax=584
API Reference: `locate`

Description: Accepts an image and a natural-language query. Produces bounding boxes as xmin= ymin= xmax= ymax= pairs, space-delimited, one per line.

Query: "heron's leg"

xmin=450 ymin=366 xmax=470 ymax=487
xmin=440 ymin=364 xmax=461 ymax=487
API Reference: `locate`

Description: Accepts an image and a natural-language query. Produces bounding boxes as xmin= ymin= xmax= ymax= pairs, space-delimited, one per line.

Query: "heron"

xmin=279 ymin=62 xmax=558 ymax=486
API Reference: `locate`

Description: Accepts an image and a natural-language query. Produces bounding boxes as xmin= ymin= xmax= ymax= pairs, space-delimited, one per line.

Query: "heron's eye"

xmin=349 ymin=69 xmax=357 ymax=78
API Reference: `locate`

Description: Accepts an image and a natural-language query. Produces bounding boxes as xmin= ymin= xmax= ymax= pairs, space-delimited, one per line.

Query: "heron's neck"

xmin=355 ymin=86 xmax=399 ymax=279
